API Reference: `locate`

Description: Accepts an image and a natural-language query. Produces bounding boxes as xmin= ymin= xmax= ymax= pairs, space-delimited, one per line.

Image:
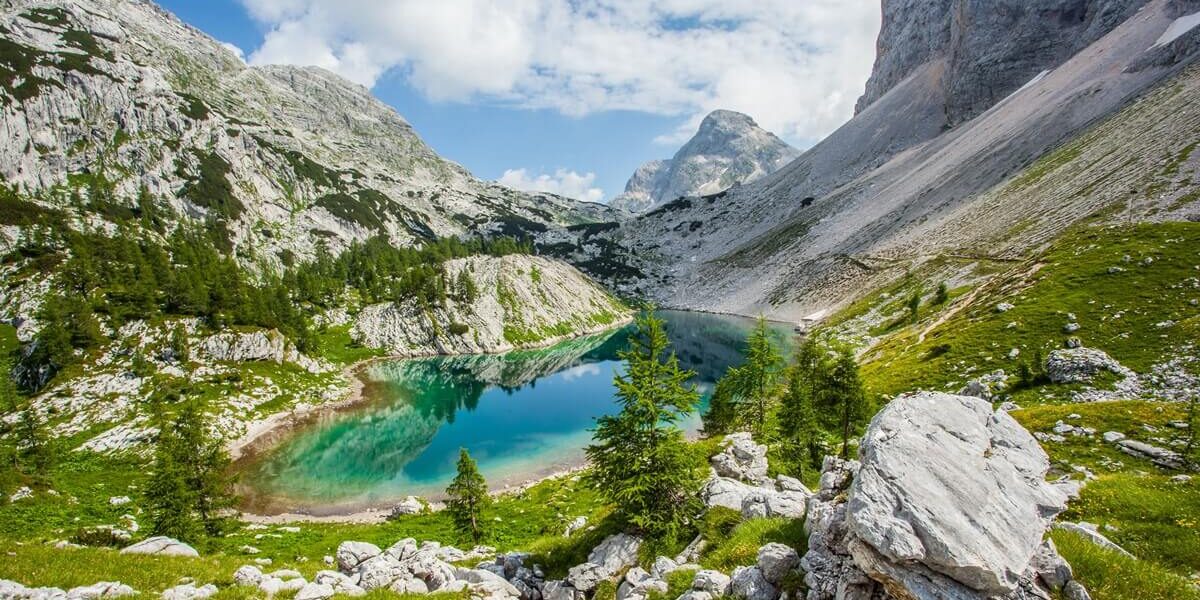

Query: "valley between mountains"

xmin=0 ymin=1 xmax=1199 ymax=600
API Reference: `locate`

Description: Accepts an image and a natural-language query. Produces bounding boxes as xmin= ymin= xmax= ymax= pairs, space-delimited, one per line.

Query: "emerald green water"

xmin=239 ymin=311 xmax=792 ymax=514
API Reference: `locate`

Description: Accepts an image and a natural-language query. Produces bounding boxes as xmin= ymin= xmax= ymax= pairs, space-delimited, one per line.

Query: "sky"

xmin=158 ymin=0 xmax=881 ymax=203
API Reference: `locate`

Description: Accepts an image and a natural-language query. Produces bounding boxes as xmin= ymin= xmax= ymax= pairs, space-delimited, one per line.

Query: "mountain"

xmin=0 ymin=0 xmax=617 ymax=269
xmin=609 ymin=110 xmax=799 ymax=213
xmin=597 ymin=0 xmax=1200 ymax=320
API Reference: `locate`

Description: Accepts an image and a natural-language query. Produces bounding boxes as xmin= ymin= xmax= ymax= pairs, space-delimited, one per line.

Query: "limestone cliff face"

xmin=351 ymin=255 xmax=630 ymax=357
xmin=610 ymin=110 xmax=799 ymax=213
xmin=0 ymin=0 xmax=616 ymax=269
xmin=856 ymin=0 xmax=1148 ymax=124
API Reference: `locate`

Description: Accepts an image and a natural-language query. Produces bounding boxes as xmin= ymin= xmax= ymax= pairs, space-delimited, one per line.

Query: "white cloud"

xmin=239 ymin=0 xmax=880 ymax=146
xmin=219 ymin=41 xmax=245 ymax=62
xmin=497 ymin=168 xmax=605 ymax=203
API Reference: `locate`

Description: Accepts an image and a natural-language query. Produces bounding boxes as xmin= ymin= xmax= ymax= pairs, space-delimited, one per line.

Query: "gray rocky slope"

xmin=597 ymin=0 xmax=1200 ymax=321
xmin=0 ymin=0 xmax=617 ymax=267
xmin=610 ymin=110 xmax=799 ymax=214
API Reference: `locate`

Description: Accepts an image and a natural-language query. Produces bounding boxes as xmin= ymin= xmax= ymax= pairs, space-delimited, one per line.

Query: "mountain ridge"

xmin=609 ymin=109 xmax=799 ymax=214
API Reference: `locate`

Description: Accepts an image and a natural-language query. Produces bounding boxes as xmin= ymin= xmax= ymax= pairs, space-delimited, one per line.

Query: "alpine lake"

xmin=236 ymin=310 xmax=794 ymax=515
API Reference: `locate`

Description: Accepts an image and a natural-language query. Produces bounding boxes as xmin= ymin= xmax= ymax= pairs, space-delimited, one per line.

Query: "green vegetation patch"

xmin=177 ymin=151 xmax=243 ymax=221
xmin=856 ymin=223 xmax=1200 ymax=399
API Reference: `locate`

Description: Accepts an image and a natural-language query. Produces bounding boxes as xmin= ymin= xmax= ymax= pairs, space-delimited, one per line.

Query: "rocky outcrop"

xmin=198 ymin=330 xmax=326 ymax=373
xmin=803 ymin=392 xmax=1085 ymax=600
xmin=611 ymin=110 xmax=799 ymax=213
xmin=1045 ymin=347 xmax=1134 ymax=383
xmin=351 ymin=255 xmax=629 ymax=357
xmin=0 ymin=579 xmax=136 ymax=600
xmin=701 ymin=434 xmax=811 ymax=519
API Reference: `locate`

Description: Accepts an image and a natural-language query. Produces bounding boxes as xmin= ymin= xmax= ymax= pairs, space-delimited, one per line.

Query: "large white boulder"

xmin=846 ymin=392 xmax=1075 ymax=596
xmin=802 ymin=392 xmax=1087 ymax=600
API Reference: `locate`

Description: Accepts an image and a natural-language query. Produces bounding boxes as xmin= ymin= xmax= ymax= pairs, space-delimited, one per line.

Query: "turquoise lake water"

xmin=239 ymin=311 xmax=793 ymax=514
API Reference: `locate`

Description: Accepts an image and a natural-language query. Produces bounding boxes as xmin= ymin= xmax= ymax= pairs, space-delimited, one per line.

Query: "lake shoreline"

xmin=225 ymin=316 xmax=634 ymax=463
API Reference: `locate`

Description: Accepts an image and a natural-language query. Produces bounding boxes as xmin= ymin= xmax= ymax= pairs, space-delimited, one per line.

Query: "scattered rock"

xmin=389 ymin=496 xmax=426 ymax=518
xmin=1053 ymin=522 xmax=1135 ymax=558
xmin=65 ymin=582 xmax=136 ymax=599
xmin=120 ymin=537 xmax=198 ymax=558
xmin=691 ymin=570 xmax=731 ymax=596
xmin=1116 ymin=439 xmax=1184 ymax=469
xmin=711 ymin=432 xmax=770 ymax=485
xmin=730 ymin=567 xmax=777 ymax=600
xmin=294 ymin=583 xmax=334 ymax=600
xmin=1045 ymin=347 xmax=1133 ymax=384
xmin=1102 ymin=431 xmax=1126 ymax=442
xmin=755 ymin=544 xmax=799 ymax=585
xmin=587 ymin=533 xmax=642 ymax=574
xmin=160 ymin=583 xmax=217 ymax=600
xmin=336 ymin=541 xmax=382 ymax=572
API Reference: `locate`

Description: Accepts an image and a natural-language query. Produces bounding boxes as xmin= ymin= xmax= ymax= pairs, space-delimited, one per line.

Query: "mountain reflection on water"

xmin=239 ymin=310 xmax=792 ymax=514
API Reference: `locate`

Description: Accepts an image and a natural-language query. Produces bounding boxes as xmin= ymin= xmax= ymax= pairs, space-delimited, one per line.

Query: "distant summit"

xmin=611 ymin=110 xmax=799 ymax=213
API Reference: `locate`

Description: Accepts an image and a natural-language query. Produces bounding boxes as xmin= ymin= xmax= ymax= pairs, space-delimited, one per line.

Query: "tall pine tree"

xmin=586 ymin=308 xmax=702 ymax=540
xmin=739 ymin=317 xmax=784 ymax=438
xmin=822 ymin=349 xmax=869 ymax=459
xmin=145 ymin=400 xmax=235 ymax=541
xmin=778 ymin=337 xmax=824 ymax=477
xmin=446 ymin=448 xmax=491 ymax=543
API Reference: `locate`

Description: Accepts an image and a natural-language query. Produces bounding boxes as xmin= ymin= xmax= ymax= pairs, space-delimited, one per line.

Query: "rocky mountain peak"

xmin=610 ymin=110 xmax=799 ymax=213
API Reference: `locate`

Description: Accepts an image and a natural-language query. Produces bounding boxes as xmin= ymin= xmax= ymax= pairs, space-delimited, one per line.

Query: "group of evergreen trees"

xmin=9 ymin=217 xmax=529 ymax=392
xmin=702 ymin=319 xmax=869 ymax=476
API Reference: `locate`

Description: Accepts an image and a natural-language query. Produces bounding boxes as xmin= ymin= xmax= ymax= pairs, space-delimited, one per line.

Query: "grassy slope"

xmin=823 ymin=223 xmax=1200 ymax=598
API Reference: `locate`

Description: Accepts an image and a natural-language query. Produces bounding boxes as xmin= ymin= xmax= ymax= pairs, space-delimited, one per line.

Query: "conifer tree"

xmin=822 ymin=349 xmax=869 ymax=459
xmin=16 ymin=407 xmax=52 ymax=475
xmin=907 ymin=292 xmax=921 ymax=324
xmin=586 ymin=308 xmax=702 ymax=540
xmin=778 ymin=337 xmax=824 ymax=476
xmin=934 ymin=282 xmax=949 ymax=305
xmin=146 ymin=400 xmax=234 ymax=540
xmin=701 ymin=371 xmax=741 ymax=436
xmin=446 ymin=448 xmax=490 ymax=543
xmin=738 ymin=317 xmax=784 ymax=437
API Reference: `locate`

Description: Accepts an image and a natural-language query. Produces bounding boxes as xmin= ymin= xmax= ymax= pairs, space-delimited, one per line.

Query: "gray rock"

xmin=65 ymin=583 xmax=135 ymax=600
xmin=651 ymin=557 xmax=679 ymax=579
xmin=700 ymin=476 xmax=762 ymax=511
xmin=674 ymin=536 xmax=707 ymax=564
xmin=1064 ymin=581 xmax=1092 ymax=600
xmin=337 ymin=541 xmax=382 ymax=573
xmin=455 ymin=569 xmax=522 ymax=598
xmin=160 ymin=583 xmax=217 ymax=600
xmin=384 ymin=538 xmax=418 ymax=562
xmin=691 ymin=570 xmax=731 ymax=596
xmin=565 ymin=563 xmax=606 ymax=593
xmin=388 ymin=496 xmax=425 ymax=518
xmin=676 ymin=592 xmax=713 ymax=600
xmin=294 ymin=583 xmax=334 ymax=600
xmin=356 ymin=556 xmax=405 ymax=591
xmin=1045 ymin=348 xmax=1133 ymax=384
xmin=1031 ymin=540 xmax=1073 ymax=591
xmin=1053 ymin=522 xmax=1135 ymax=558
xmin=1117 ymin=439 xmax=1184 ymax=469
xmin=389 ymin=577 xmax=429 ymax=595
xmin=120 ymin=537 xmax=198 ymax=557
xmin=313 ymin=571 xmax=364 ymax=597
xmin=845 ymin=392 xmax=1073 ymax=596
xmin=741 ymin=489 xmax=808 ymax=520
xmin=233 ymin=566 xmax=264 ymax=587
xmin=542 ymin=581 xmax=583 ymax=600
xmin=1102 ymin=431 xmax=1126 ymax=443
xmin=756 ymin=544 xmax=800 ymax=585
xmin=587 ymin=533 xmax=642 ymax=574
xmin=711 ymin=432 xmax=771 ymax=484
xmin=730 ymin=567 xmax=777 ymax=600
